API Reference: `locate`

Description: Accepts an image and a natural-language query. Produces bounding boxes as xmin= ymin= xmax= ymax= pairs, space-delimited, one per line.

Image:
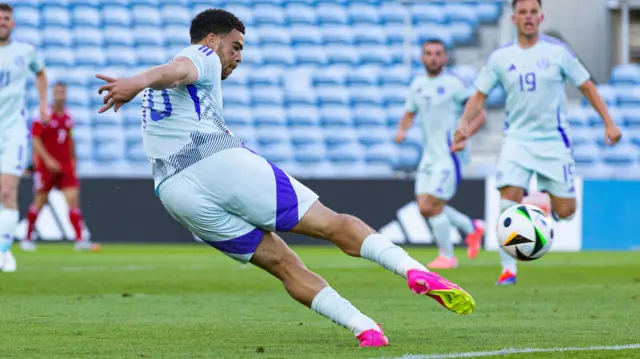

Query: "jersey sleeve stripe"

xmin=186 ymin=84 xmax=201 ymax=120
xmin=556 ymin=106 xmax=571 ymax=148
xmin=541 ymin=35 xmax=577 ymax=58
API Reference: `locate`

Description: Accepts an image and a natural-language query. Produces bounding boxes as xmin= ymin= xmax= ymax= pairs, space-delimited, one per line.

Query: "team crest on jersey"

xmin=537 ymin=58 xmax=550 ymax=69
xmin=437 ymin=86 xmax=445 ymax=95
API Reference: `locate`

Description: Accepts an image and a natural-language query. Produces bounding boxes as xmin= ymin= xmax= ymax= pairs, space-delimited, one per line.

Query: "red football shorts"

xmin=33 ymin=168 xmax=79 ymax=193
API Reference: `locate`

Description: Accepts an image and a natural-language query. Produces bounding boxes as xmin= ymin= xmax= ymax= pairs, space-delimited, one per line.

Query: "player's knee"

xmin=417 ymin=197 xmax=443 ymax=218
xmin=552 ymin=203 xmax=576 ymax=220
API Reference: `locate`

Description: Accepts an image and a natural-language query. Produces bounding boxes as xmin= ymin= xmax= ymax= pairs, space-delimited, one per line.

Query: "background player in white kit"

xmin=0 ymin=3 xmax=49 ymax=272
xmin=395 ymin=39 xmax=487 ymax=269
xmin=453 ymin=0 xmax=622 ymax=285
xmin=96 ymin=9 xmax=476 ymax=347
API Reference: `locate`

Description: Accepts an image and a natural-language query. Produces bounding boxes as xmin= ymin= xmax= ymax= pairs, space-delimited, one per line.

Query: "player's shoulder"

xmin=538 ymin=35 xmax=577 ymax=58
xmin=486 ymin=41 xmax=517 ymax=62
xmin=409 ymin=74 xmax=427 ymax=88
xmin=6 ymin=41 xmax=37 ymax=55
xmin=175 ymin=44 xmax=220 ymax=61
xmin=443 ymin=70 xmax=469 ymax=87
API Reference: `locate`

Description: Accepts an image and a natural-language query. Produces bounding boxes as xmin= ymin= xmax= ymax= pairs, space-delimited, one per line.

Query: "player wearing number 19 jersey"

xmin=453 ymin=0 xmax=622 ymax=285
xmin=96 ymin=9 xmax=475 ymax=347
xmin=0 ymin=3 xmax=49 ymax=272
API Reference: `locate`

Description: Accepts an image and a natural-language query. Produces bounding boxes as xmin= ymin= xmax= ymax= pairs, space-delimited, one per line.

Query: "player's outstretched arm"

xmin=96 ymin=57 xmax=198 ymax=113
xmin=394 ymin=112 xmax=416 ymax=143
xmin=579 ymin=80 xmax=622 ymax=146
xmin=452 ymin=91 xmax=487 ymax=151
xmin=35 ymin=70 xmax=49 ymax=123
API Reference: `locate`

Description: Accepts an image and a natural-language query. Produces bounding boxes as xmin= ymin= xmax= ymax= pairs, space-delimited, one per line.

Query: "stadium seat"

xmin=253 ymin=5 xmax=286 ymax=26
xmin=43 ymin=48 xmax=75 ymax=67
xmin=290 ymin=127 xmax=324 ymax=146
xmin=326 ymin=46 xmax=360 ymax=65
xmin=106 ymin=47 xmax=136 ymax=66
xmin=294 ymin=144 xmax=327 ymax=164
xmin=350 ymin=86 xmax=383 ymax=106
xmin=316 ymin=86 xmax=350 ymax=106
xmin=164 ymin=26 xmax=190 ymax=46
xmin=620 ymin=106 xmax=640 ymax=128
xmin=13 ymin=6 xmax=40 ymax=28
xmin=253 ymin=106 xmax=287 ymax=127
xmin=290 ymin=26 xmax=322 ymax=46
xmin=324 ymin=127 xmax=357 ymax=146
xmin=346 ymin=67 xmax=380 ymax=86
xmin=348 ymin=4 xmax=380 ymax=25
xmin=224 ymin=107 xmax=253 ymax=127
xmin=260 ymin=46 xmax=295 ymax=66
xmin=285 ymin=4 xmax=318 ymax=25
xmin=134 ymin=27 xmax=165 ymax=47
xmin=411 ymin=4 xmax=448 ymax=25
xmin=610 ymin=63 xmax=640 ymax=85
xmin=615 ymin=85 xmax=640 ymax=107
xmin=93 ymin=111 xmax=124 ymax=127
xmin=259 ymin=26 xmax=292 ymax=46
xmin=122 ymin=107 xmax=142 ymax=127
xmin=312 ymin=67 xmax=348 ymax=86
xmin=223 ymin=87 xmax=252 ymax=106
xmin=379 ymin=2 xmax=408 ymax=24
xmin=295 ymin=46 xmax=328 ymax=66
xmin=582 ymin=84 xmax=617 ymax=107
xmin=260 ymin=143 xmax=295 ymax=164
xmin=92 ymin=126 xmax=125 ymax=163
xmin=256 ymin=125 xmax=290 ymax=145
xmin=327 ymin=143 xmax=365 ymax=164
xmin=132 ymin=6 xmax=162 ymax=27
xmin=75 ymin=47 xmax=106 ymax=67
xmin=13 ymin=27 xmax=41 ymax=47
xmin=320 ymin=106 xmax=353 ymax=127
xmin=316 ymin=4 xmax=349 ymax=25
xmin=124 ymin=133 xmax=147 ymax=163
xmin=252 ymin=86 xmax=285 ymax=106
xmin=353 ymin=106 xmax=387 ymax=128
xmin=65 ymin=86 xmax=90 ymax=107
xmin=380 ymin=86 xmax=408 ymax=107
xmin=160 ymin=5 xmax=191 ymax=26
xmin=73 ymin=27 xmax=103 ymax=47
xmin=67 ymin=106 xmax=92 ymax=127
xmin=445 ymin=3 xmax=479 ymax=26
xmin=102 ymin=6 xmax=132 ymax=27
xmin=449 ymin=23 xmax=475 ymax=45
xmin=365 ymin=142 xmax=398 ymax=165
xmin=42 ymin=27 xmax=72 ymax=48
xmin=357 ymin=126 xmax=390 ymax=146
xmin=42 ymin=6 xmax=71 ymax=27
xmin=386 ymin=105 xmax=405 ymax=128
xmin=72 ymin=6 xmax=101 ymax=27
xmin=285 ymin=89 xmax=318 ymax=107
xmin=248 ymin=68 xmax=283 ymax=87
xmin=71 ymin=126 xmax=93 ymax=162
xmin=287 ymin=105 xmax=321 ymax=127
xmin=600 ymin=143 xmax=637 ymax=167
xmin=322 ymin=26 xmax=354 ymax=45
xmin=392 ymin=144 xmax=421 ymax=170
xmin=104 ymin=27 xmax=135 ymax=47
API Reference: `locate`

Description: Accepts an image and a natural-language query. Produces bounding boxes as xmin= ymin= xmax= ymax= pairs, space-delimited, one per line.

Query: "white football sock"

xmin=311 ymin=286 xmax=378 ymax=336
xmin=360 ymin=233 xmax=428 ymax=278
xmin=0 ymin=209 xmax=19 ymax=253
xmin=499 ymin=199 xmax=519 ymax=274
xmin=444 ymin=205 xmax=475 ymax=235
xmin=428 ymin=212 xmax=454 ymax=259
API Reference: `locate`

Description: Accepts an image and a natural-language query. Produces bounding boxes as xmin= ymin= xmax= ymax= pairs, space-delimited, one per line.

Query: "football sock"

xmin=311 ymin=286 xmax=379 ymax=336
xmin=444 ymin=205 xmax=475 ymax=235
xmin=499 ymin=199 xmax=519 ymax=274
xmin=360 ymin=233 xmax=428 ymax=278
xmin=26 ymin=206 xmax=40 ymax=241
xmin=428 ymin=212 xmax=455 ymax=259
xmin=69 ymin=208 xmax=84 ymax=241
xmin=0 ymin=209 xmax=19 ymax=253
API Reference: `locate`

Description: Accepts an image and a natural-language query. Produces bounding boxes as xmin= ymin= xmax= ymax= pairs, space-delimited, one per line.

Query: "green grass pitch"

xmin=0 ymin=244 xmax=639 ymax=359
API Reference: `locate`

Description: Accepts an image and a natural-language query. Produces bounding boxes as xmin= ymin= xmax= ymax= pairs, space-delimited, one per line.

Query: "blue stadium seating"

xmin=31 ymin=0 xmax=640 ymax=178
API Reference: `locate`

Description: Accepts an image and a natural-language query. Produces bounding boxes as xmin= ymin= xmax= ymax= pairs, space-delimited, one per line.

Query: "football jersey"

xmin=474 ymin=35 xmax=590 ymax=149
xmin=142 ymin=45 xmax=242 ymax=188
xmin=31 ymin=110 xmax=74 ymax=170
xmin=0 ymin=41 xmax=44 ymax=132
xmin=404 ymin=71 xmax=474 ymax=164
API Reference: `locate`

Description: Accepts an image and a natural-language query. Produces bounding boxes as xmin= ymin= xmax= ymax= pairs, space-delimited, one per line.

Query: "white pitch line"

xmin=373 ymin=344 xmax=640 ymax=359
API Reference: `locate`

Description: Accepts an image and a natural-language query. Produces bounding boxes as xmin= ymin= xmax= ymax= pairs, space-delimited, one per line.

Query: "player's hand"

xmin=96 ymin=74 xmax=145 ymax=113
xmin=39 ymin=107 xmax=50 ymax=124
xmin=451 ymin=127 xmax=470 ymax=152
xmin=604 ymin=124 xmax=622 ymax=146
xmin=394 ymin=130 xmax=406 ymax=144
xmin=45 ymin=158 xmax=62 ymax=173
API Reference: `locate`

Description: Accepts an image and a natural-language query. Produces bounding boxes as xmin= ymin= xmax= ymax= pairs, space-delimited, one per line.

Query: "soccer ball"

xmin=497 ymin=204 xmax=554 ymax=261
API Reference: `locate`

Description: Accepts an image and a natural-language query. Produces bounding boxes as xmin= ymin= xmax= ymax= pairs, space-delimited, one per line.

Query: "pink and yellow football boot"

xmin=407 ymin=269 xmax=475 ymax=314
xmin=356 ymin=325 xmax=389 ymax=347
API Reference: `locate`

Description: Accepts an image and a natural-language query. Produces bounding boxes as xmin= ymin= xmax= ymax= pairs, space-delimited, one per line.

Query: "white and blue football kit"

xmin=145 ymin=45 xmax=318 ymax=263
xmin=404 ymin=71 xmax=474 ymax=200
xmin=474 ymin=35 xmax=591 ymax=198
xmin=0 ymin=42 xmax=44 ymax=176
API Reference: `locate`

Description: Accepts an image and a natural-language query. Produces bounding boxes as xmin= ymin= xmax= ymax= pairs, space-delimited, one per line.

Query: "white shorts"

xmin=0 ymin=127 xmax=28 ymax=177
xmin=496 ymin=140 xmax=576 ymax=199
xmin=415 ymin=153 xmax=462 ymax=201
xmin=157 ymin=147 xmax=319 ymax=263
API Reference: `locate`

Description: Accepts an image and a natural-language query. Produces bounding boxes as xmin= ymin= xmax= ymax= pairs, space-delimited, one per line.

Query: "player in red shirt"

xmin=23 ymin=82 xmax=99 ymax=252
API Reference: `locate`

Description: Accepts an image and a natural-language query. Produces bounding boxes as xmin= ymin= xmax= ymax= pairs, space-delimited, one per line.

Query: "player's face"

xmin=215 ymin=29 xmax=244 ymax=80
xmin=421 ymin=43 xmax=448 ymax=75
xmin=0 ymin=10 xmax=15 ymax=42
xmin=53 ymin=85 xmax=67 ymax=107
xmin=512 ymin=0 xmax=544 ymax=37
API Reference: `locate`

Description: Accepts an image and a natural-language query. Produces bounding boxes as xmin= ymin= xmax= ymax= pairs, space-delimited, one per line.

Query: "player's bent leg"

xmin=23 ymin=191 xmax=49 ymax=252
xmin=291 ymin=201 xmax=475 ymax=315
xmin=0 ymin=173 xmax=21 ymax=272
xmin=416 ymin=194 xmax=457 ymax=269
xmin=496 ymin=186 xmax=525 ymax=285
xmin=249 ymin=231 xmax=388 ymax=347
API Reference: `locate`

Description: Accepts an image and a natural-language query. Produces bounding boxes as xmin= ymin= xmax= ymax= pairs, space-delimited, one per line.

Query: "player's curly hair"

xmin=190 ymin=9 xmax=245 ymax=43
xmin=512 ymin=0 xmax=541 ymax=9
xmin=0 ymin=3 xmax=13 ymax=13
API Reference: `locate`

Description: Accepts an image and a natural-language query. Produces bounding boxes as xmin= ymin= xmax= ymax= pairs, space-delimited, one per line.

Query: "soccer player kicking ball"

xmin=96 ymin=9 xmax=475 ymax=347
xmin=395 ymin=39 xmax=487 ymax=269
xmin=452 ymin=0 xmax=622 ymax=285
xmin=0 ymin=3 xmax=49 ymax=272
xmin=23 ymin=82 xmax=99 ymax=252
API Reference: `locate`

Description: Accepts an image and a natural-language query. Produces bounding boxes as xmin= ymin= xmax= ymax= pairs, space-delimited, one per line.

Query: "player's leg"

xmin=537 ymin=157 xmax=578 ymax=222
xmin=443 ymin=206 xmax=485 ymax=259
xmin=250 ymin=231 xmax=388 ymax=347
xmin=414 ymin=166 xmax=457 ymax=268
xmin=494 ymin=154 xmax=535 ymax=286
xmin=23 ymin=191 xmax=48 ymax=251
xmin=416 ymin=194 xmax=457 ymax=268
xmin=60 ymin=170 xmax=98 ymax=251
xmin=0 ymin=136 xmax=27 ymax=272
xmin=157 ymin=166 xmax=387 ymax=347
